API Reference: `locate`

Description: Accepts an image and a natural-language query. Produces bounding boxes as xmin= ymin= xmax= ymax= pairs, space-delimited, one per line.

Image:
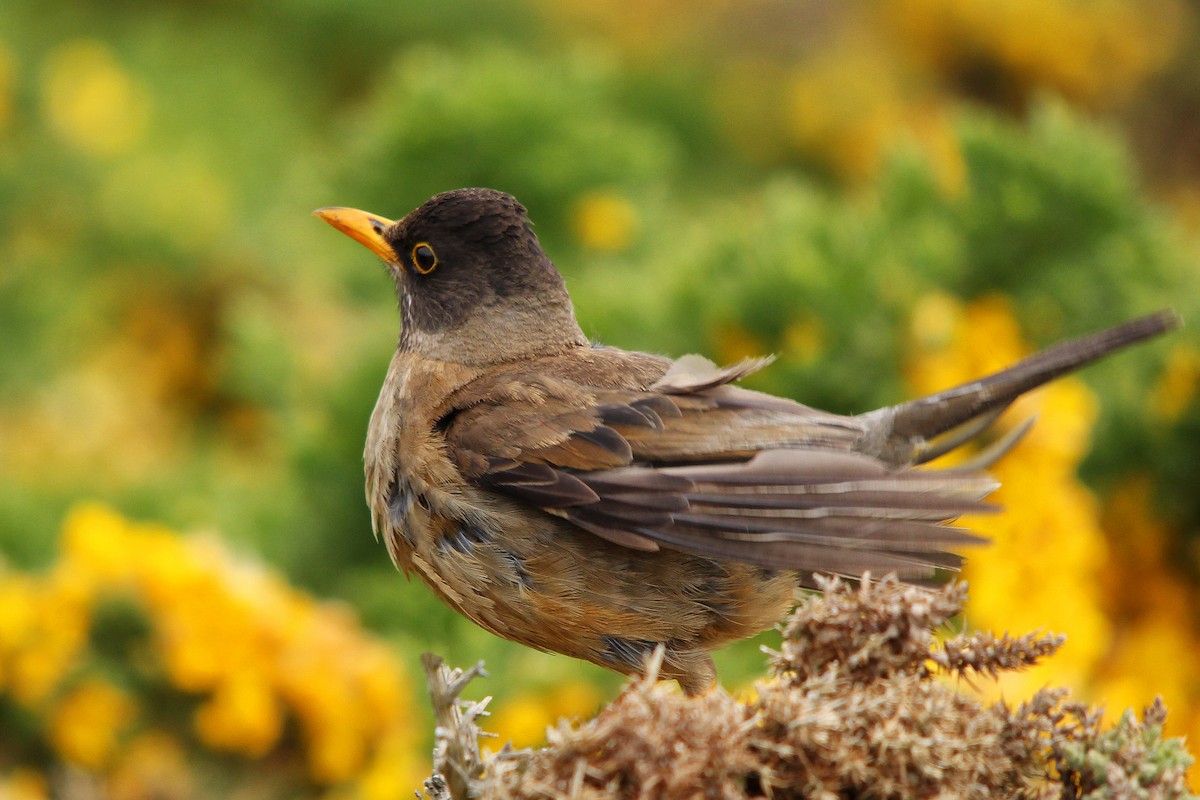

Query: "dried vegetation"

xmin=421 ymin=576 xmax=1195 ymax=799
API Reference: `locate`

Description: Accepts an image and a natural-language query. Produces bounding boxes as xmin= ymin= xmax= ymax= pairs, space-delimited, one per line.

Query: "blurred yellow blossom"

xmin=907 ymin=294 xmax=1109 ymax=696
xmin=40 ymin=39 xmax=150 ymax=156
xmin=781 ymin=317 xmax=825 ymax=364
xmin=730 ymin=25 xmax=966 ymax=188
xmin=107 ymin=731 xmax=193 ymax=800
xmin=906 ymin=294 xmax=1200 ymax=746
xmin=485 ymin=679 xmax=602 ymax=752
xmin=0 ymin=566 xmax=91 ymax=707
xmin=886 ymin=0 xmax=1184 ymax=108
xmin=488 ymin=693 xmax=553 ymax=750
xmin=0 ymin=505 xmax=424 ymax=796
xmin=545 ymin=1 xmax=1183 ymax=184
xmin=787 ymin=43 xmax=906 ymax=183
xmin=908 ymin=291 xmax=962 ymax=351
xmin=712 ymin=321 xmax=767 ymax=365
xmin=908 ymin=293 xmax=1031 ymax=391
xmin=571 ymin=191 xmax=637 ymax=251
xmin=0 ymin=769 xmax=49 ymax=800
xmin=195 ymin=668 xmax=283 ymax=756
xmin=907 ymin=103 xmax=966 ymax=195
xmin=533 ymin=0 xmax=744 ymax=60
xmin=1151 ymin=342 xmax=1200 ymax=421
xmin=99 ymin=154 xmax=233 ymax=248
xmin=0 ymin=289 xmax=232 ymax=490
xmin=0 ymin=575 xmax=37 ymax=680
xmin=49 ymin=678 xmax=137 ymax=769
xmin=0 ymin=42 xmax=14 ymax=133
xmin=1096 ymin=477 xmax=1200 ymax=741
xmin=348 ymin=729 xmax=423 ymax=800
xmin=63 ymin=503 xmax=136 ymax=586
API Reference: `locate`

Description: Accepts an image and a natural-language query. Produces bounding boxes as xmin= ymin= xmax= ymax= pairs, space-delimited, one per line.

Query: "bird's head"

xmin=316 ymin=188 xmax=586 ymax=365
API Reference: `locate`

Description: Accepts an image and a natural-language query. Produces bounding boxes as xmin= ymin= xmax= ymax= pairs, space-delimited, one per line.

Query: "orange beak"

xmin=313 ymin=207 xmax=398 ymax=265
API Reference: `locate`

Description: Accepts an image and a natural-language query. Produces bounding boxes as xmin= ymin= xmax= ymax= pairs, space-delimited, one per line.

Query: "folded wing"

xmin=445 ymin=351 xmax=996 ymax=583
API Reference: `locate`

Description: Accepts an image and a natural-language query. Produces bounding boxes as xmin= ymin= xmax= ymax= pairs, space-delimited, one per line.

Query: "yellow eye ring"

xmin=411 ymin=242 xmax=438 ymax=274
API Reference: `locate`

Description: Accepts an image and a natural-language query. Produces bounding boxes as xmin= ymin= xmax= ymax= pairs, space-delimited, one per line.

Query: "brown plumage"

xmin=315 ymin=188 xmax=1178 ymax=695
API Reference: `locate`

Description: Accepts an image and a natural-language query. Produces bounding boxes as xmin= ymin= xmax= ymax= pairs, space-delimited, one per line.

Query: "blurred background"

xmin=2 ymin=0 xmax=1200 ymax=796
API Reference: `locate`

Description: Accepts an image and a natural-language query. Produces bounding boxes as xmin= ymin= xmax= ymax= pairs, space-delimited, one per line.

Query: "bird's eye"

xmin=411 ymin=242 xmax=438 ymax=274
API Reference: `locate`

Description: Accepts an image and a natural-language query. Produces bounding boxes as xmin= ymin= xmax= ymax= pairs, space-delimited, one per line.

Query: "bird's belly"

xmin=397 ymin=502 xmax=797 ymax=679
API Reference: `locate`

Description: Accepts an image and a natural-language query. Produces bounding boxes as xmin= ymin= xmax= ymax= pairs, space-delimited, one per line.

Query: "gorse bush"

xmin=431 ymin=577 xmax=1195 ymax=799
xmin=0 ymin=506 xmax=421 ymax=798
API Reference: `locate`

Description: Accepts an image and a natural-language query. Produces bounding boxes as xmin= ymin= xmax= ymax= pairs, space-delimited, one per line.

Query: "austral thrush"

xmin=315 ymin=188 xmax=1177 ymax=695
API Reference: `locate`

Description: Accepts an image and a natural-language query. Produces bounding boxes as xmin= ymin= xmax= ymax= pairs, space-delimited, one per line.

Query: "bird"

xmin=315 ymin=187 xmax=1178 ymax=695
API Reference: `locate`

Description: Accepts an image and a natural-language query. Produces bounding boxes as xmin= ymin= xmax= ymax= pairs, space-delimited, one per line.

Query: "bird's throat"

xmin=398 ymin=292 xmax=588 ymax=366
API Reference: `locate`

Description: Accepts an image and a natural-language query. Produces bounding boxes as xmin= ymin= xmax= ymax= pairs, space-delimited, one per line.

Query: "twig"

xmin=422 ymin=652 xmax=493 ymax=800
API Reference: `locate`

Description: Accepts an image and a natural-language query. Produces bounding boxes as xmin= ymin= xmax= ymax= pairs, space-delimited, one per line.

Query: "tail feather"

xmin=859 ymin=309 xmax=1180 ymax=465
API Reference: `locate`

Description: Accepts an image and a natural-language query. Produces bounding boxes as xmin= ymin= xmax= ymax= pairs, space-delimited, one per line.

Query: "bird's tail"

xmin=858 ymin=309 xmax=1181 ymax=466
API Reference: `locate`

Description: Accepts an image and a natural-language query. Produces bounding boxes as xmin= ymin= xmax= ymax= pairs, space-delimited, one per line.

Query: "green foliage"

xmin=1055 ymin=702 xmax=1197 ymax=799
xmin=339 ymin=45 xmax=681 ymax=241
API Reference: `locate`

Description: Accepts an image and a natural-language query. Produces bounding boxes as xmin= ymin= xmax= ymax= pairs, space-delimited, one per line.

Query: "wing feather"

xmin=444 ymin=350 xmax=998 ymax=580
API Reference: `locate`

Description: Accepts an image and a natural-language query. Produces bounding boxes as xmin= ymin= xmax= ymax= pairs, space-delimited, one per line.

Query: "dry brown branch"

xmin=422 ymin=653 xmax=493 ymax=800
xmin=419 ymin=578 xmax=1196 ymax=800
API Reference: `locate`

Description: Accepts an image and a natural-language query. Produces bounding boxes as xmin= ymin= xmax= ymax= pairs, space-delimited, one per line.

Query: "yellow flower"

xmin=1151 ymin=342 xmax=1200 ymax=421
xmin=1095 ymin=617 xmax=1194 ymax=725
xmin=62 ymin=502 xmax=135 ymax=587
xmin=488 ymin=693 xmax=555 ymax=750
xmin=0 ymin=574 xmax=37 ymax=662
xmin=787 ymin=46 xmax=903 ymax=182
xmin=0 ymin=769 xmax=49 ymax=800
xmin=712 ymin=321 xmax=767 ymax=365
xmin=349 ymin=729 xmax=424 ymax=800
xmin=886 ymin=0 xmax=1182 ymax=107
xmin=547 ymin=680 xmax=603 ymax=721
xmin=154 ymin=580 xmax=235 ymax=692
xmin=98 ymin=154 xmax=232 ymax=249
xmin=194 ymin=668 xmax=283 ymax=757
xmin=908 ymin=292 xmax=963 ymax=352
xmin=350 ymin=645 xmax=409 ymax=739
xmin=907 ymin=103 xmax=966 ymax=196
xmin=571 ymin=192 xmax=636 ymax=251
xmin=40 ymin=39 xmax=150 ymax=156
xmin=278 ymin=645 xmax=370 ymax=782
xmin=130 ymin=526 xmax=205 ymax=610
xmin=107 ymin=731 xmax=193 ymax=800
xmin=1 ymin=566 xmax=91 ymax=707
xmin=486 ymin=679 xmax=602 ymax=752
xmin=4 ymin=504 xmax=422 ymax=788
xmin=1097 ymin=478 xmax=1200 ymax=744
xmin=49 ymin=678 xmax=137 ymax=769
xmin=0 ymin=42 xmax=14 ymax=133
xmin=307 ymin=717 xmax=367 ymax=785
xmin=1022 ymin=379 xmax=1097 ymax=463
xmin=8 ymin=637 xmax=75 ymax=708
xmin=906 ymin=295 xmax=1111 ymax=700
xmin=782 ymin=317 xmax=825 ymax=364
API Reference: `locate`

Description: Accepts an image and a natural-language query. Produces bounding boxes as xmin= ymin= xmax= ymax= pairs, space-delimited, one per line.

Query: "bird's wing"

xmin=442 ymin=349 xmax=995 ymax=581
